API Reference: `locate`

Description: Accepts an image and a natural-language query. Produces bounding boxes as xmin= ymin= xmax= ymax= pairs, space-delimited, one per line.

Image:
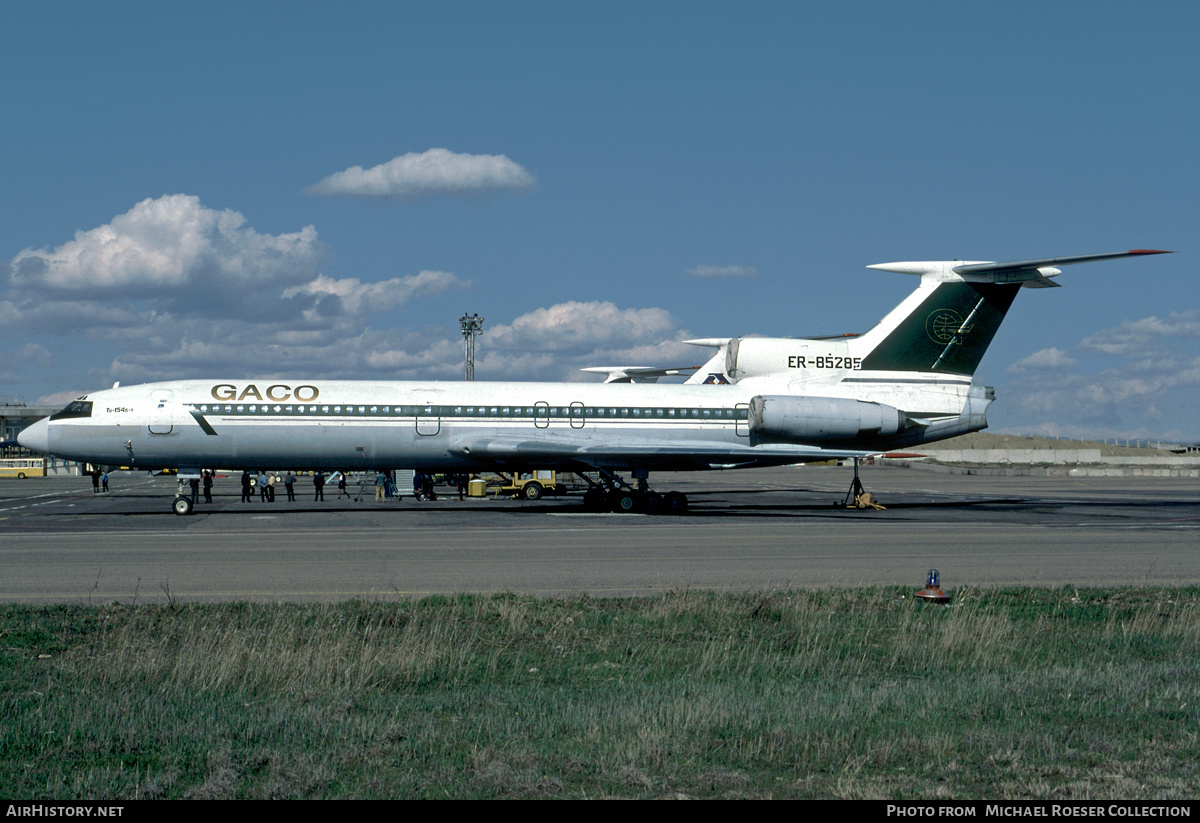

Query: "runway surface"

xmin=1 ymin=466 xmax=1197 ymax=603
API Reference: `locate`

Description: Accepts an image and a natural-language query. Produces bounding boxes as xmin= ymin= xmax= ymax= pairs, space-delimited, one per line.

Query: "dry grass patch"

xmin=2 ymin=587 xmax=1199 ymax=798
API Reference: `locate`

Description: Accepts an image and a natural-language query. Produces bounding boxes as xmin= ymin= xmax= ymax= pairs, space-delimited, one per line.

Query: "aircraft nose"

xmin=17 ymin=418 xmax=49 ymax=453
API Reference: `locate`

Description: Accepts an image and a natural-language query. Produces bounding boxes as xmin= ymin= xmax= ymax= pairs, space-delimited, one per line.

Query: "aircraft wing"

xmin=580 ymin=366 xmax=699 ymax=383
xmin=451 ymin=435 xmax=874 ymax=471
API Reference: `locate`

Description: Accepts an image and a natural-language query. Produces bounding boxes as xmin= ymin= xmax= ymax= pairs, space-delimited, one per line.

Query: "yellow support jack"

xmin=843 ymin=458 xmax=885 ymax=510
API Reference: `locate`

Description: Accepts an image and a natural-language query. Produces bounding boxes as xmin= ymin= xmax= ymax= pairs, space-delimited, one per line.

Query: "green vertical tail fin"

xmin=858 ymin=281 xmax=1020 ymax=375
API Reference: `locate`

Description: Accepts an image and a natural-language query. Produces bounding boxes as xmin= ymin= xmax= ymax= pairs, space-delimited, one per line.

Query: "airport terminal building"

xmin=0 ymin=399 xmax=79 ymax=476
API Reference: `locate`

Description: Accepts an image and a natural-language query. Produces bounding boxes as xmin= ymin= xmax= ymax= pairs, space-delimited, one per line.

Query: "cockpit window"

xmin=50 ymin=400 xmax=93 ymax=420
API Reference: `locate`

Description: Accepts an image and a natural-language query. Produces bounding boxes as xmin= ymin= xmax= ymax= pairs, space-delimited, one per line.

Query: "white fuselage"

xmin=20 ymin=372 xmax=991 ymax=473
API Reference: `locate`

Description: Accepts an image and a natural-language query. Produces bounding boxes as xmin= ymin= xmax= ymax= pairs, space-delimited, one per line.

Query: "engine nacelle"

xmin=748 ymin=395 xmax=906 ymax=442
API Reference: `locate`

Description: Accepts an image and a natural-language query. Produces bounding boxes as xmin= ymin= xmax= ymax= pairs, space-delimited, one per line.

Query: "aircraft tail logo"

xmin=925 ymin=308 xmax=974 ymax=345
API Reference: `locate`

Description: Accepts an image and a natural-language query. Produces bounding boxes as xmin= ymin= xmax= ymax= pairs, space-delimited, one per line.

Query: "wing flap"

xmin=451 ymin=435 xmax=873 ymax=470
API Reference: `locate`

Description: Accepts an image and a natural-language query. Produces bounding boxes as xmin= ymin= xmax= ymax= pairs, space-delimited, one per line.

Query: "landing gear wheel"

xmin=582 ymin=489 xmax=607 ymax=511
xmin=172 ymin=496 xmax=194 ymax=516
xmin=611 ymin=492 xmax=637 ymax=513
xmin=641 ymin=492 xmax=662 ymax=513
xmin=522 ymin=481 xmax=544 ymax=501
xmin=663 ymin=492 xmax=688 ymax=513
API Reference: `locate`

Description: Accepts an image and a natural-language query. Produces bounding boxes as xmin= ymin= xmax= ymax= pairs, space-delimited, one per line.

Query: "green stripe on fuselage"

xmin=860 ymin=282 xmax=1020 ymax=375
xmin=189 ymin=409 xmax=218 ymax=435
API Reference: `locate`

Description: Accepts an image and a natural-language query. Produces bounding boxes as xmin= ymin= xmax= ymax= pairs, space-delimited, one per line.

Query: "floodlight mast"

xmin=460 ymin=313 xmax=484 ymax=381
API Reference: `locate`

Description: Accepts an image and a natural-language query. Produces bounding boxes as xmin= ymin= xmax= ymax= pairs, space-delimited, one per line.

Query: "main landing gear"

xmin=581 ymin=469 xmax=689 ymax=514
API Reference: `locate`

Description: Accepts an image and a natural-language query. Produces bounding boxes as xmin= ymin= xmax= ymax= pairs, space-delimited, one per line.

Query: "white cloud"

xmin=1006 ymin=347 xmax=1078 ymax=373
xmin=0 ymin=343 xmax=52 ymax=384
xmin=8 ymin=194 xmax=321 ymax=294
xmin=686 ymin=264 xmax=757 ymax=278
xmin=281 ymin=271 xmax=467 ymax=318
xmin=995 ymin=314 xmax=1200 ymax=441
xmin=358 ymin=300 xmax=696 ymax=383
xmin=1 ymin=195 xmax=479 ymax=392
xmin=364 ymin=338 xmax=464 ymax=376
xmin=465 ymin=301 xmax=695 ymax=381
xmin=487 ymin=301 xmax=679 ymax=353
xmin=1079 ymin=311 xmax=1200 ymax=356
xmin=305 ymin=148 xmax=535 ymax=198
xmin=0 ymin=297 xmax=144 ymax=331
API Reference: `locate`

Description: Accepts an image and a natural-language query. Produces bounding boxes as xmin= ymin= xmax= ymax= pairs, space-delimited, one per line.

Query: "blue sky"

xmin=2 ymin=1 xmax=1196 ymax=440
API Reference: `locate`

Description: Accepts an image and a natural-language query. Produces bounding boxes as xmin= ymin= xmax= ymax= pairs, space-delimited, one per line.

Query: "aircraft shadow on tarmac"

xmin=55 ymin=490 xmax=1034 ymax=519
xmin=41 ymin=487 xmax=1200 ymax=522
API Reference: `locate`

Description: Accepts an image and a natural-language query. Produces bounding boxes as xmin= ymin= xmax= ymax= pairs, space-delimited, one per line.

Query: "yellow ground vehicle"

xmin=488 ymin=470 xmax=559 ymax=501
xmin=0 ymin=458 xmax=45 ymax=478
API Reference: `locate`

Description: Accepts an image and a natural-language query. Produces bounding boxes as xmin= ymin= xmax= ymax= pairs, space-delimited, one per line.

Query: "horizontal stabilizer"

xmin=953 ymin=249 xmax=1171 ymax=275
xmin=869 ymin=250 xmax=1171 ymax=286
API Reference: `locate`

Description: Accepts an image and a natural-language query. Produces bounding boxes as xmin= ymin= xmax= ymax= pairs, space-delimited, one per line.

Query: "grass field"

xmin=2 ymin=587 xmax=1198 ymax=799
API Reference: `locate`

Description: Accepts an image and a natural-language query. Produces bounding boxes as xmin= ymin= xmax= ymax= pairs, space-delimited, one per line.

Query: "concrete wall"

xmin=887 ymin=449 xmax=1200 ymax=477
xmin=917 ymin=449 xmax=1200 ymax=466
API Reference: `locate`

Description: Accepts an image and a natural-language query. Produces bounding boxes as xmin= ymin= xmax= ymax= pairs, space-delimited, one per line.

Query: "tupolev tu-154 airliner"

xmin=18 ymin=249 xmax=1170 ymax=514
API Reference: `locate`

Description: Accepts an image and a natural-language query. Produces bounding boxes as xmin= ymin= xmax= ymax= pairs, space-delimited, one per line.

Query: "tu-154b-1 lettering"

xmin=18 ymin=249 xmax=1170 ymax=514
